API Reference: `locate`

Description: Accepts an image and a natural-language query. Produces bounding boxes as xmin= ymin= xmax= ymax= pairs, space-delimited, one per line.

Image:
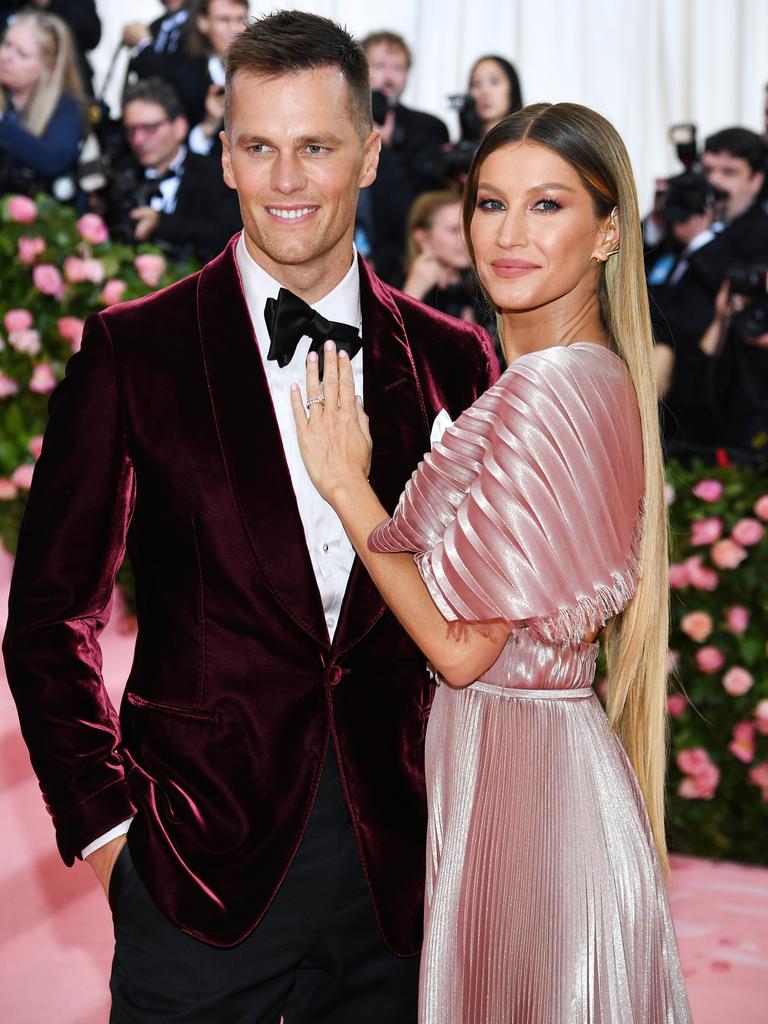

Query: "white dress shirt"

xmin=145 ymin=144 xmax=186 ymax=215
xmin=83 ymin=235 xmax=365 ymax=859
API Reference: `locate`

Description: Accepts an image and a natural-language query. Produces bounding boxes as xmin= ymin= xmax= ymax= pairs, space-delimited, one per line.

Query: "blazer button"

xmin=326 ymin=665 xmax=343 ymax=687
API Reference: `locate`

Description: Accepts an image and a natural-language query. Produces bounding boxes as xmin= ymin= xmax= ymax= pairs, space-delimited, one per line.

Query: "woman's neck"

xmin=499 ymin=289 xmax=608 ymax=364
xmin=8 ymin=85 xmax=33 ymax=112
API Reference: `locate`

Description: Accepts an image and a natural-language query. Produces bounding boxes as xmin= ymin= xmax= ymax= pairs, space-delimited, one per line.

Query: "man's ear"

xmin=750 ymin=169 xmax=765 ymax=201
xmin=220 ymin=131 xmax=236 ymax=190
xmin=173 ymin=116 xmax=189 ymax=144
xmin=359 ymin=129 xmax=381 ymax=189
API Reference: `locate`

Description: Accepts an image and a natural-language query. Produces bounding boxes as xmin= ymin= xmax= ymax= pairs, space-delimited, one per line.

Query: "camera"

xmin=662 ymin=170 xmax=727 ymax=225
xmin=668 ymin=123 xmax=699 ymax=171
xmin=728 ymin=263 xmax=768 ymax=340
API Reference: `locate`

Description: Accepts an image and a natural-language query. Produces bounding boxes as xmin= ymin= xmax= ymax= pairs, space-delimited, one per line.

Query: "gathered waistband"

xmin=469 ymin=683 xmax=595 ymax=701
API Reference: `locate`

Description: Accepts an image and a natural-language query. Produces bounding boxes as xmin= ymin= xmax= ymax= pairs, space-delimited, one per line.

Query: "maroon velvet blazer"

xmin=3 ymin=237 xmax=498 ymax=950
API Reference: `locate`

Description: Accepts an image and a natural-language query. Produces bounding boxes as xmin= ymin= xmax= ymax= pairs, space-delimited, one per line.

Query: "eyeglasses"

xmin=124 ymin=119 xmax=170 ymax=139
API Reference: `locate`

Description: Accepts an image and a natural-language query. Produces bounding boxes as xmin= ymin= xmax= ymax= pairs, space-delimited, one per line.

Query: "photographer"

xmin=0 ymin=10 xmax=85 ymax=200
xmin=124 ymin=1 xmax=190 ymax=83
xmin=356 ymin=30 xmax=449 ymax=284
xmin=694 ymin=270 xmax=768 ymax=462
xmin=101 ymin=78 xmax=240 ymax=263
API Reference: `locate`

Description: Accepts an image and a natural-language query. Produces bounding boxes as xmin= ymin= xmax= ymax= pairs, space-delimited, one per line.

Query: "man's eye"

xmin=248 ymin=144 xmax=267 ymax=155
xmin=477 ymin=198 xmax=505 ymax=212
xmin=306 ymin=145 xmax=329 ymax=156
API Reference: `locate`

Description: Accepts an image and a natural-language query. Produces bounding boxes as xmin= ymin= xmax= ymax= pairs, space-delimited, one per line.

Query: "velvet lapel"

xmin=333 ymin=258 xmax=431 ymax=657
xmin=196 ymin=238 xmax=328 ymax=647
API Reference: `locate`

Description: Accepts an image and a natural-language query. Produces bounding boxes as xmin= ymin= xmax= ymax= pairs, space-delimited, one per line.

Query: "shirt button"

xmin=327 ymin=615 xmax=336 ymax=628
xmin=322 ymin=543 xmax=329 ymax=552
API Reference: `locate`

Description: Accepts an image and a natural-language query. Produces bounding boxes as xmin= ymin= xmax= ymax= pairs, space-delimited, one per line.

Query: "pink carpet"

xmin=0 ymin=545 xmax=766 ymax=1021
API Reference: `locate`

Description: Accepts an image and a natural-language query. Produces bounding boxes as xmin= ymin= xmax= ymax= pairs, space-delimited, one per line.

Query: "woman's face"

xmin=0 ymin=22 xmax=48 ymax=96
xmin=469 ymin=141 xmax=611 ymax=314
xmin=469 ymin=60 xmax=511 ymax=127
xmin=417 ymin=202 xmax=470 ymax=270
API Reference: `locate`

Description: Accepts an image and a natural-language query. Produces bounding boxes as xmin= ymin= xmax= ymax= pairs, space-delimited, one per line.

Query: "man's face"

xmin=163 ymin=0 xmax=187 ymax=12
xmin=197 ymin=0 xmax=248 ymax=58
xmin=124 ymin=99 xmax=187 ymax=171
xmin=702 ymin=149 xmax=764 ymax=221
xmin=222 ymin=67 xmax=379 ymax=293
xmin=366 ymin=42 xmax=409 ymax=103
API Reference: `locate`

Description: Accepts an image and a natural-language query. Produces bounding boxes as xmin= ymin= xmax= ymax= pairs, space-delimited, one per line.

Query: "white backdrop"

xmin=90 ymin=0 xmax=768 ymax=209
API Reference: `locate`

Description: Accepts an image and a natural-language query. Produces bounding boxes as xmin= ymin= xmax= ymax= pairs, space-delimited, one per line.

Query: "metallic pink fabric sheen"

xmin=369 ymin=344 xmax=692 ymax=1022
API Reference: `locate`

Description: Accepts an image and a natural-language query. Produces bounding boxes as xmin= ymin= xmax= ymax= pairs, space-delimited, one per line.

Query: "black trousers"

xmin=108 ymin=754 xmax=420 ymax=1022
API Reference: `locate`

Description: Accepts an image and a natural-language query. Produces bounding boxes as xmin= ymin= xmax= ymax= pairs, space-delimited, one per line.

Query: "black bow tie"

xmin=264 ymin=288 xmax=362 ymax=375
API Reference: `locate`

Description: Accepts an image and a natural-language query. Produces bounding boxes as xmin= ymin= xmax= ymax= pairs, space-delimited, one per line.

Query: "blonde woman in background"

xmin=402 ymin=191 xmax=478 ymax=322
xmin=292 ymin=101 xmax=691 ymax=1022
xmin=0 ymin=10 xmax=84 ymax=198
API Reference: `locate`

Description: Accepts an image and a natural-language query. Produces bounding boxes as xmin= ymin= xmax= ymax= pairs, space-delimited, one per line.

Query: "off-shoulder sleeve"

xmin=369 ymin=344 xmax=645 ymax=643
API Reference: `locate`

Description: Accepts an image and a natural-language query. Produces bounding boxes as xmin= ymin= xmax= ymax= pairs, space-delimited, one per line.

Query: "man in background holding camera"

xmin=356 ymin=31 xmax=448 ymax=285
xmin=102 ymin=77 xmax=240 ymax=263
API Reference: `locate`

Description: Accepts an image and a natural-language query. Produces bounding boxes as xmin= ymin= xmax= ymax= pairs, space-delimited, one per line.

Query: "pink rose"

xmin=667 ymin=695 xmax=687 ymax=717
xmin=664 ymin=483 xmax=676 ymax=506
xmin=32 ymin=263 xmax=64 ymax=300
xmin=134 ymin=253 xmax=167 ymax=288
xmin=82 ymin=258 xmax=105 ymax=284
xmin=725 ymin=606 xmax=750 ymax=634
xmin=77 ymin=212 xmax=109 ymax=245
xmin=100 ymin=278 xmax=127 ymax=306
xmin=668 ymin=562 xmax=689 ymax=589
xmin=710 ymin=538 xmax=748 ymax=570
xmin=678 ymin=774 xmax=718 ymax=800
xmin=18 ymin=236 xmax=45 ymax=264
xmin=7 ymin=194 xmax=37 ymax=223
xmin=754 ymin=699 xmax=768 ymax=735
xmin=63 ymin=256 xmax=89 ymax=283
xmin=693 ymin=479 xmax=723 ymax=502
xmin=684 ymin=555 xmax=719 ymax=591
xmin=0 ymin=478 xmax=18 ymax=500
xmin=753 ymin=495 xmax=768 ymax=521
xmin=696 ymin=646 xmax=725 ymax=673
xmin=680 ymin=611 xmax=713 ymax=643
xmin=731 ymin=518 xmax=765 ymax=547
xmin=666 ymin=648 xmax=680 ymax=673
xmin=8 ymin=328 xmax=41 ymax=356
xmin=57 ymin=316 xmax=85 ymax=351
xmin=722 ymin=666 xmax=754 ymax=697
xmin=677 ymin=747 xmax=715 ymax=776
xmin=748 ymin=762 xmax=768 ymax=789
xmin=0 ymin=372 xmax=19 ymax=398
xmin=11 ymin=463 xmax=34 ymax=489
xmin=729 ymin=721 xmax=756 ymax=763
xmin=4 ymin=308 xmax=33 ymax=333
xmin=691 ymin=517 xmax=723 ymax=545
xmin=27 ymin=434 xmax=44 ymax=460
xmin=28 ymin=362 xmax=57 ymax=394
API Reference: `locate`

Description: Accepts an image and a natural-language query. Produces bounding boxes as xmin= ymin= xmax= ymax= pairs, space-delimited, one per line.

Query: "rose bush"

xmin=0 ymin=194 xmax=195 ymax=586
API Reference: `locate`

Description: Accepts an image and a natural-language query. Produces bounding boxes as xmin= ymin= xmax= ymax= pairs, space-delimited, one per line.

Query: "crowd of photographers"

xmin=1 ymin=1 xmax=767 ymax=464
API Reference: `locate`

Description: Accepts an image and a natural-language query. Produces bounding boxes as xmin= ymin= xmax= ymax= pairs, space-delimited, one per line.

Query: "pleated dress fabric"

xmin=369 ymin=343 xmax=691 ymax=1023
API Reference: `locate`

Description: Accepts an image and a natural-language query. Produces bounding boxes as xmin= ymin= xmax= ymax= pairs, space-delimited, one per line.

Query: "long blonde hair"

xmin=462 ymin=102 xmax=670 ymax=869
xmin=0 ymin=12 xmax=84 ymax=136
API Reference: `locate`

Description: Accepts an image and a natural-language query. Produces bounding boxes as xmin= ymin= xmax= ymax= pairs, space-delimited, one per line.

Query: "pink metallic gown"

xmin=369 ymin=343 xmax=691 ymax=1023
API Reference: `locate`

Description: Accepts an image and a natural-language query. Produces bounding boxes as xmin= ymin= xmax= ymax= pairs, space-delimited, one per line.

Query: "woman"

xmin=468 ymin=54 xmax=522 ymax=136
xmin=291 ymin=102 xmax=691 ymax=1021
xmin=0 ymin=11 xmax=85 ymax=197
xmin=402 ymin=191 xmax=478 ymax=322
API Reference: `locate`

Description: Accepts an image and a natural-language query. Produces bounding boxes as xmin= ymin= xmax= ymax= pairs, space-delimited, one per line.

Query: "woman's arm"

xmin=291 ymin=344 xmax=510 ymax=687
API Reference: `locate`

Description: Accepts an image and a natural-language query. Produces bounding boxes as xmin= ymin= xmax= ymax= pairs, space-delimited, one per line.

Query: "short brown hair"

xmin=224 ymin=10 xmax=372 ymax=136
xmin=361 ymin=31 xmax=412 ymax=69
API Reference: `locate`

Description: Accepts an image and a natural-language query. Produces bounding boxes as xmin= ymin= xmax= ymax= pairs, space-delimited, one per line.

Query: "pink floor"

xmin=0 ymin=545 xmax=766 ymax=1022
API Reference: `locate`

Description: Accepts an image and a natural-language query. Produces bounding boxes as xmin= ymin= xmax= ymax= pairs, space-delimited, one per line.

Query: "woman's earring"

xmin=605 ymin=206 xmax=620 ymax=256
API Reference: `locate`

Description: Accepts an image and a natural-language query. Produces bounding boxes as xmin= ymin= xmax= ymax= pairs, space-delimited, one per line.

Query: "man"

xmin=4 ymin=10 xmax=497 ymax=1022
xmin=357 ymin=31 xmax=450 ymax=285
xmin=103 ymin=77 xmax=241 ymax=262
xmin=124 ymin=0 xmax=190 ymax=83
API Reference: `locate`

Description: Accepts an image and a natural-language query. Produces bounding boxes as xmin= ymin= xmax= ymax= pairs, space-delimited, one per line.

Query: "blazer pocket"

xmin=125 ymin=691 xmax=221 ymax=723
